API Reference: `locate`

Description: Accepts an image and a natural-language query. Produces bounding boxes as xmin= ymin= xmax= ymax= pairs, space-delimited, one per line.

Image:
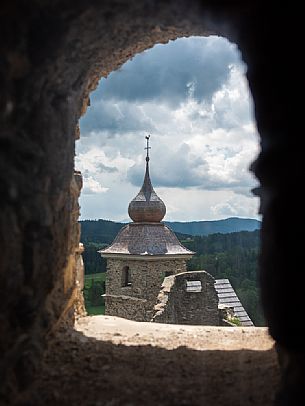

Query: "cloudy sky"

xmin=76 ymin=36 xmax=260 ymax=222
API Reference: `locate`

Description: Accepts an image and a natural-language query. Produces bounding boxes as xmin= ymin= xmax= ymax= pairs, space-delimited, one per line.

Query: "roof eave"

xmin=98 ymin=252 xmax=194 ymax=261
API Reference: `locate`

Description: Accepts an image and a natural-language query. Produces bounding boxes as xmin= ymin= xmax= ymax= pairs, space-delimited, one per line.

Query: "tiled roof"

xmin=215 ymin=279 xmax=254 ymax=326
xmin=99 ymin=223 xmax=194 ymax=257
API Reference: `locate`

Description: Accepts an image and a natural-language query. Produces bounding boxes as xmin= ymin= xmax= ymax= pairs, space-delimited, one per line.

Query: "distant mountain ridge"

xmin=164 ymin=217 xmax=261 ymax=236
xmin=80 ymin=217 xmax=261 ymax=242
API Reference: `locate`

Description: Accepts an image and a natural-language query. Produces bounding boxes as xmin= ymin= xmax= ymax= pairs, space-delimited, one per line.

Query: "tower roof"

xmin=128 ymin=135 xmax=166 ymax=223
xmin=99 ymin=223 xmax=194 ymax=258
xmin=99 ymin=135 xmax=194 ymax=259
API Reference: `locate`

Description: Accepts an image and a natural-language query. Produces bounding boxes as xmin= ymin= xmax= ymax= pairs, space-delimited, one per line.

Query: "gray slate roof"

xmin=99 ymin=223 xmax=194 ymax=257
xmin=215 ymin=278 xmax=254 ymax=326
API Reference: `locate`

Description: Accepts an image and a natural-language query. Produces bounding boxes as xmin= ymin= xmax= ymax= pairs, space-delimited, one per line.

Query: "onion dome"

xmin=128 ymin=136 xmax=166 ymax=223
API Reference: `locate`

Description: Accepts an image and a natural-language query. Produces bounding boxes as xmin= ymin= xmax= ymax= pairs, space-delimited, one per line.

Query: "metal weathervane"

xmin=145 ymin=134 xmax=151 ymax=161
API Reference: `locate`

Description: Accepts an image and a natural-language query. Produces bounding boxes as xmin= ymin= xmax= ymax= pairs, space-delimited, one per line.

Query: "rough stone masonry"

xmin=153 ymin=271 xmax=220 ymax=325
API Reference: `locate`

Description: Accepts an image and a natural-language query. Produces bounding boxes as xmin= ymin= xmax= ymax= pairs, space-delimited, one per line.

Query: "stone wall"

xmin=152 ymin=271 xmax=220 ymax=325
xmin=104 ymin=295 xmax=147 ymax=322
xmin=105 ymin=258 xmax=187 ymax=321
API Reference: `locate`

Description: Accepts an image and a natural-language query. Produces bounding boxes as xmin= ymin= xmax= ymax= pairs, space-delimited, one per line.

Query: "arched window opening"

xmin=122 ymin=266 xmax=131 ymax=287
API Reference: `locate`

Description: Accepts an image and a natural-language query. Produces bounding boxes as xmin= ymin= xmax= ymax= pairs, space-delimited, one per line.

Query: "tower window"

xmin=122 ymin=266 xmax=131 ymax=287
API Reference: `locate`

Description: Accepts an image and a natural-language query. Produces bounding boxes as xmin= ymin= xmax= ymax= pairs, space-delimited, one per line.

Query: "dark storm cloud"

xmin=80 ymin=36 xmax=240 ymax=136
xmin=80 ymin=99 xmax=156 ymax=135
xmin=90 ymin=36 xmax=239 ymax=107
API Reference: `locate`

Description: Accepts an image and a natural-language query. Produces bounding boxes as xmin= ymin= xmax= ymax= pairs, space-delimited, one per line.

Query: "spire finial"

xmin=145 ymin=135 xmax=151 ymax=162
xmin=128 ymin=134 xmax=166 ymax=222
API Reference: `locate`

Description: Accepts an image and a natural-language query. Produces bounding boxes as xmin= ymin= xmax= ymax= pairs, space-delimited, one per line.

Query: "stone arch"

xmin=0 ymin=1 xmax=303 ymax=404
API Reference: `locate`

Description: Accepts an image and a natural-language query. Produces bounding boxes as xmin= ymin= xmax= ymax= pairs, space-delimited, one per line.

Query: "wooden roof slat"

xmin=215 ymin=278 xmax=254 ymax=326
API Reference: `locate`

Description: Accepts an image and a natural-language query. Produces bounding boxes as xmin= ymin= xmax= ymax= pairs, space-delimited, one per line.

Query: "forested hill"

xmin=165 ymin=217 xmax=261 ymax=236
xmin=80 ymin=219 xmax=190 ymax=244
xmin=80 ymin=219 xmax=124 ymax=244
xmin=80 ymin=217 xmax=261 ymax=242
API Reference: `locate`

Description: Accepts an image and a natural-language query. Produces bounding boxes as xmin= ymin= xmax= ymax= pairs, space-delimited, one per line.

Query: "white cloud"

xmin=82 ymin=176 xmax=108 ymax=195
xmin=211 ymin=194 xmax=260 ymax=219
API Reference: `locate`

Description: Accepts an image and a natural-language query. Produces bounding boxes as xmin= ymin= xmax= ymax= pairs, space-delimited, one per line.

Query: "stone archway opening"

xmin=1 ymin=2 xmax=303 ymax=405
xmin=63 ymin=31 xmax=275 ymax=406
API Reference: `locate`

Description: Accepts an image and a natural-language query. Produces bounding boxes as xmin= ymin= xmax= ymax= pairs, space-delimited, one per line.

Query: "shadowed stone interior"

xmin=0 ymin=1 xmax=304 ymax=405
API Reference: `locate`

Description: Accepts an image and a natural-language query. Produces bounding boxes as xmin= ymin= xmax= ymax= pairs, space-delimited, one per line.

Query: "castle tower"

xmin=99 ymin=136 xmax=194 ymax=321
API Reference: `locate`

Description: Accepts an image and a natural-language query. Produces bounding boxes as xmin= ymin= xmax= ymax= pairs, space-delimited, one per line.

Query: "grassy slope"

xmin=84 ymin=273 xmax=106 ymax=315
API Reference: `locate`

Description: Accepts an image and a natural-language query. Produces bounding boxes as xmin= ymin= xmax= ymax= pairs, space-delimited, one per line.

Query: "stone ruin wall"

xmin=105 ymin=258 xmax=188 ymax=321
xmin=152 ymin=271 xmax=221 ymax=325
xmin=105 ymin=295 xmax=147 ymax=322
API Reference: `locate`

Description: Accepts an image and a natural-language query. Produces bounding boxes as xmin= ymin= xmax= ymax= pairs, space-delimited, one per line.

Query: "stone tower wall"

xmin=105 ymin=257 xmax=188 ymax=321
xmin=152 ymin=271 xmax=220 ymax=325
